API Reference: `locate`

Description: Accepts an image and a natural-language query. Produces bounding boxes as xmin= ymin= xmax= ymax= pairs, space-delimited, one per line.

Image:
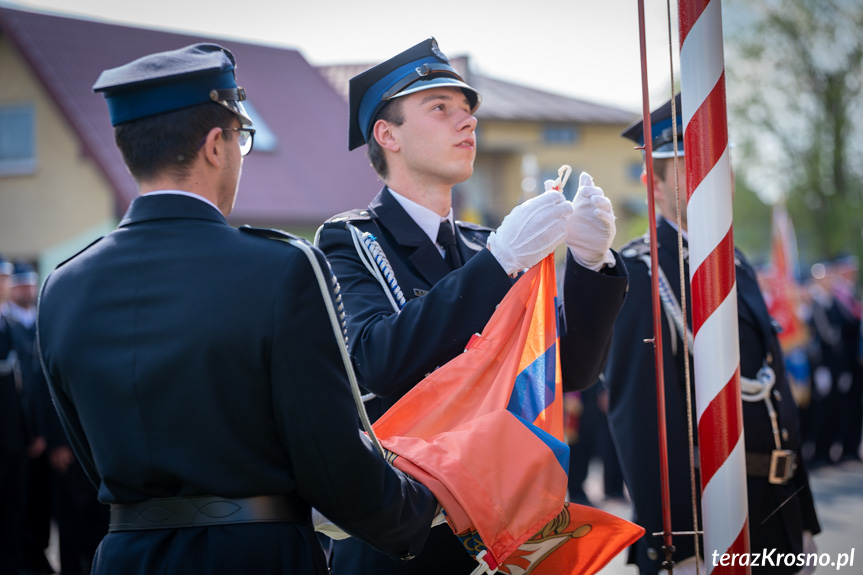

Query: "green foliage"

xmin=732 ymin=173 xmax=772 ymax=266
xmin=724 ymin=0 xmax=863 ymax=274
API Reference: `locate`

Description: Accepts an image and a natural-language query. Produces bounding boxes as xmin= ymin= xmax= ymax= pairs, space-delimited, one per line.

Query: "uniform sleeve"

xmin=37 ymin=276 xmax=102 ymax=488
xmin=317 ymin=223 xmax=513 ymax=397
xmin=559 ymin=249 xmax=628 ymax=391
xmin=269 ymin=245 xmax=437 ymax=560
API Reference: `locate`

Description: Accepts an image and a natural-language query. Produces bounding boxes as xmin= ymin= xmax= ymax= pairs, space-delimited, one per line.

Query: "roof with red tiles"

xmin=0 ymin=6 xmax=382 ymax=227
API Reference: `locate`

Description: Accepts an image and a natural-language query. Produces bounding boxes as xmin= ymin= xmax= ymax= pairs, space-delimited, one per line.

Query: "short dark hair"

xmin=367 ymin=98 xmax=405 ymax=180
xmin=114 ymin=102 xmax=235 ymax=182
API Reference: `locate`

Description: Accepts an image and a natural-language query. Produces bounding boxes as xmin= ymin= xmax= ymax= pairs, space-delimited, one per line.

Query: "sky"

xmin=6 ymin=0 xmax=686 ymax=113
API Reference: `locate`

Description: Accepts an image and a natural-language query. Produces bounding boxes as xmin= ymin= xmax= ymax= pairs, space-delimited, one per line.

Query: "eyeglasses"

xmin=222 ymin=127 xmax=256 ymax=156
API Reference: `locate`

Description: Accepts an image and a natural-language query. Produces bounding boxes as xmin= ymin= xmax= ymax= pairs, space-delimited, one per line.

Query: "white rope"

xmin=286 ymin=237 xmax=384 ymax=458
xmin=348 ymin=224 xmax=404 ymax=313
xmin=639 ymin=251 xmax=776 ymax=405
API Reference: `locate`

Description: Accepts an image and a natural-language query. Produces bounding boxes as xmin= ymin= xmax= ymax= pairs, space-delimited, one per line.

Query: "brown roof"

xmin=0 ymin=6 xmax=381 ymax=226
xmin=318 ymin=57 xmax=636 ymax=124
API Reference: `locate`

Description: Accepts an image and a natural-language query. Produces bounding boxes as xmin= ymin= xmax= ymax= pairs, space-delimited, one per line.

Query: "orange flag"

xmin=373 ymin=255 xmax=643 ymax=573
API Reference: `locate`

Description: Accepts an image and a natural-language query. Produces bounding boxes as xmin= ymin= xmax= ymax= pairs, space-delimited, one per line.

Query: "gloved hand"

xmin=487 ymin=191 xmax=573 ymax=276
xmin=562 ymin=172 xmax=616 ymax=271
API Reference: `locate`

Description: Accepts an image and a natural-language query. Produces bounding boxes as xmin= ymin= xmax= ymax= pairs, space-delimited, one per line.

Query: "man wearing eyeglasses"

xmin=36 ymin=43 xmax=439 ymax=575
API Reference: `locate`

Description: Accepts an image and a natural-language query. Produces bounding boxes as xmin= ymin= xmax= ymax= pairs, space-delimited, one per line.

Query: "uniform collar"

xmin=369 ymin=187 xmax=452 ymax=284
xmin=387 ymin=187 xmax=454 ymax=252
xmin=119 ymin=193 xmax=229 ymax=228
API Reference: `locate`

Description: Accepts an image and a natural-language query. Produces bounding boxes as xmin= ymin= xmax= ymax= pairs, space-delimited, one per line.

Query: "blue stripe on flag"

xmin=511 ymin=412 xmax=570 ymax=473
xmin=506 ymin=342 xmax=556 ymax=423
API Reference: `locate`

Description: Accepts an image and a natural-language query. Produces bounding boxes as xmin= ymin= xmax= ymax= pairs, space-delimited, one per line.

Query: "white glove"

xmin=562 ymin=172 xmax=616 ymax=271
xmin=487 ymin=191 xmax=573 ymax=276
xmin=312 ymin=508 xmax=351 ymax=540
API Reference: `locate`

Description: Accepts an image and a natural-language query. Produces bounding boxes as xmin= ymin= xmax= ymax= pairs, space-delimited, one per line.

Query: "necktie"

xmin=436 ymin=220 xmax=462 ymax=270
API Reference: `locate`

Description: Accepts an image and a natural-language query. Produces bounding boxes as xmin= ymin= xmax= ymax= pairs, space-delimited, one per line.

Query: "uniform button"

xmin=400 ymin=554 xmax=415 ymax=561
xmin=781 ymin=428 xmax=789 ymax=442
xmin=773 ymin=390 xmax=782 ymax=402
xmin=647 ymin=547 xmax=659 ymax=561
xmin=622 ymin=248 xmax=636 ymax=258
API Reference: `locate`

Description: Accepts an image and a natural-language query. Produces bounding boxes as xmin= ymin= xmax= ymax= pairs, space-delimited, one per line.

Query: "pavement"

xmin=587 ymin=457 xmax=863 ymax=574
xmin=44 ymin=456 xmax=863 ymax=574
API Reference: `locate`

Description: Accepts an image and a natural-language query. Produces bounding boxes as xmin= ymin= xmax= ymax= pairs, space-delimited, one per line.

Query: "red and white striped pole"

xmin=678 ymin=0 xmax=750 ymax=573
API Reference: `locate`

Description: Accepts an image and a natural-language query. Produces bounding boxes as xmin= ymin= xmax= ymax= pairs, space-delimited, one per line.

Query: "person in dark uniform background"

xmin=316 ymin=37 xmax=629 ymax=574
xmin=603 ymin=94 xmax=821 ymax=575
xmin=0 ymin=254 xmax=32 ymax=575
xmin=36 ymin=43 xmax=439 ymax=575
xmin=5 ymin=261 xmax=55 ymax=575
xmin=7 ymin=261 xmax=109 ymax=575
xmin=805 ymin=258 xmax=863 ymax=468
xmin=566 ymin=380 xmax=626 ymax=507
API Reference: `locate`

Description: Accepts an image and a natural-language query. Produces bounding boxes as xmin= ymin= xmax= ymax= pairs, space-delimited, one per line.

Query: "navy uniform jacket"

xmin=605 ymin=218 xmax=821 ymax=574
xmin=37 ymin=194 xmax=437 ymax=575
xmin=316 ymin=187 xmax=628 ymax=574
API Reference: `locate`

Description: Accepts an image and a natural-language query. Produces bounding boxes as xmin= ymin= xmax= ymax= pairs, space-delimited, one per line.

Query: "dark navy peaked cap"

xmin=10 ymin=261 xmax=37 ymax=286
xmin=348 ymin=37 xmax=481 ymax=151
xmin=621 ymin=93 xmax=683 ymax=159
xmin=92 ymin=43 xmax=252 ymax=127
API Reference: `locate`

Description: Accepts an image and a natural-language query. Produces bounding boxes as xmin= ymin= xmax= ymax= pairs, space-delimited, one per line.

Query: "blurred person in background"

xmin=605 ymin=94 xmax=821 ymax=575
xmin=0 ymin=254 xmax=31 ymax=575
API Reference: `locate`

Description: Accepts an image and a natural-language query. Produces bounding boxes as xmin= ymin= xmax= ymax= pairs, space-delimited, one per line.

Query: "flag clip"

xmin=470 ymin=550 xmax=499 ymax=575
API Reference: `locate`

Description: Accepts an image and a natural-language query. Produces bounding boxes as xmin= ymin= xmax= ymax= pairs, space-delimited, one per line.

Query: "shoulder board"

xmin=324 ymin=208 xmax=372 ymax=225
xmin=619 ymin=234 xmax=652 ymax=260
xmin=455 ymin=219 xmax=493 ymax=233
xmin=54 ymin=236 xmax=106 ymax=270
xmin=239 ymin=225 xmax=306 ymax=245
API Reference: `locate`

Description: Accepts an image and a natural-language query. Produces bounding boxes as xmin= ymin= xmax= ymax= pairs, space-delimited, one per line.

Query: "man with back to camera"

xmin=316 ymin=37 xmax=630 ymax=574
xmin=36 ymin=43 xmax=439 ymax=575
xmin=604 ymin=94 xmax=821 ymax=574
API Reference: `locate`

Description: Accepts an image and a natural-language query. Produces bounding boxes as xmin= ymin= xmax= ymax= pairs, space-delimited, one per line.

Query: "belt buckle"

xmin=768 ymin=449 xmax=796 ymax=485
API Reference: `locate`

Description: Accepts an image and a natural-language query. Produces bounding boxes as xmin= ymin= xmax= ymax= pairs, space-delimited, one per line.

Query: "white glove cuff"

xmin=568 ymin=246 xmax=615 ymax=272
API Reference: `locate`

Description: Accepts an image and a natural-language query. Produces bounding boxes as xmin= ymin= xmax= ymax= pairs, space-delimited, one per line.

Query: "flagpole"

xmin=677 ymin=0 xmax=751 ymax=573
xmin=635 ymin=0 xmax=676 ymax=570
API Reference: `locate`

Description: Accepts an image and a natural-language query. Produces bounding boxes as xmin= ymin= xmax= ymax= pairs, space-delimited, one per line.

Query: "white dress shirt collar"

xmin=145 ymin=190 xmax=221 ymax=215
xmin=388 ymin=188 xmax=455 ymax=254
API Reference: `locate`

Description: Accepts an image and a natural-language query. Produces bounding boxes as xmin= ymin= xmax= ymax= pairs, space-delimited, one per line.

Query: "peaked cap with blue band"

xmin=92 ymin=43 xmax=252 ymax=127
xmin=621 ymin=93 xmax=683 ymax=159
xmin=348 ymin=37 xmax=481 ymax=151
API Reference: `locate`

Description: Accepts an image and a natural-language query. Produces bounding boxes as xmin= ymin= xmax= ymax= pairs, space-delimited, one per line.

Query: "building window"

xmin=242 ymin=102 xmax=277 ymax=153
xmin=542 ymin=124 xmax=579 ymax=145
xmin=0 ymin=104 xmax=37 ymax=175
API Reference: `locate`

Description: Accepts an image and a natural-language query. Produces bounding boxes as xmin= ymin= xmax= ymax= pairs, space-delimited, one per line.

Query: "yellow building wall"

xmin=0 ymin=35 xmax=116 ymax=272
xmin=475 ymin=119 xmax=647 ymax=248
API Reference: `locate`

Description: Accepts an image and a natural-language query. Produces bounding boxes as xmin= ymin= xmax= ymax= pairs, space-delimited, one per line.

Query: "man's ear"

xmin=372 ymin=119 xmax=400 ymax=153
xmin=201 ymin=126 xmax=224 ymax=168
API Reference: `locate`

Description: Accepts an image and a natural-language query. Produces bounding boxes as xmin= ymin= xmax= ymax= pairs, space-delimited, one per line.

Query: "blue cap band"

xmin=357 ymin=56 xmax=445 ymax=143
xmin=104 ymin=68 xmax=237 ymax=126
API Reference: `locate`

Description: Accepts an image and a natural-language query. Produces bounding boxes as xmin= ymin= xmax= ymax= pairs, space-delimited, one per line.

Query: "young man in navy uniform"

xmin=37 ymin=43 xmax=439 ymax=575
xmin=316 ymin=37 xmax=629 ymax=574
xmin=604 ymin=95 xmax=821 ymax=574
